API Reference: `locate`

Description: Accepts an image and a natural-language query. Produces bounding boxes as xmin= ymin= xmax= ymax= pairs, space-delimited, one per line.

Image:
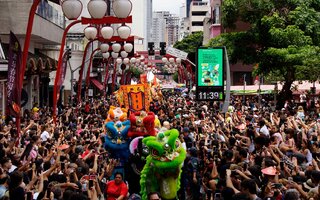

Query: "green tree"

xmin=208 ymin=0 xmax=320 ymax=107
xmin=129 ymin=67 xmax=143 ymax=79
xmin=174 ymin=31 xmax=203 ymax=64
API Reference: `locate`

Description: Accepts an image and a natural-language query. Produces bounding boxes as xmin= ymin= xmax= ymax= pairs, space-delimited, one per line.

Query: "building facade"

xmin=0 ymin=0 xmax=64 ymax=114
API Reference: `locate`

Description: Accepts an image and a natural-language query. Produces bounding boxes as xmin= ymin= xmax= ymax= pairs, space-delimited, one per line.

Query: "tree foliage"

xmin=208 ymin=0 xmax=320 ymax=105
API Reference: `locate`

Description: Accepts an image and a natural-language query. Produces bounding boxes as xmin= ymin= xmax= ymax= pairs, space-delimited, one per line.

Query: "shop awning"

xmin=90 ymin=78 xmax=103 ymax=91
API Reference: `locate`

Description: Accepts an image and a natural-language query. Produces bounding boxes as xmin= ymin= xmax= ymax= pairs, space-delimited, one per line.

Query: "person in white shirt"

xmin=258 ymin=120 xmax=270 ymax=137
xmin=40 ymin=124 xmax=51 ymax=142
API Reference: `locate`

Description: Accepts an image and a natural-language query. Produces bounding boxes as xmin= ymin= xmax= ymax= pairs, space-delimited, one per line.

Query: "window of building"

xmin=135 ymin=38 xmax=144 ymax=45
xmin=70 ymin=42 xmax=79 ymax=51
xmin=192 ymin=21 xmax=203 ymax=26
xmin=191 ymin=11 xmax=207 ymax=16
xmin=0 ymin=43 xmax=5 ymax=60
xmin=213 ymin=5 xmax=220 ymax=24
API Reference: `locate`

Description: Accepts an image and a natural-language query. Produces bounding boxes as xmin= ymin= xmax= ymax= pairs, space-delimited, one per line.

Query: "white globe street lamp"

xmin=87 ymin=0 xmax=108 ymax=19
xmin=102 ymin=52 xmax=110 ymax=59
xmin=117 ymin=25 xmax=131 ymax=39
xmin=123 ymin=43 xmax=133 ymax=53
xmin=112 ymin=43 xmax=121 ymax=53
xmin=61 ymin=0 xmax=83 ymax=20
xmin=116 ymin=58 xmax=122 ymax=64
xmin=84 ymin=26 xmax=98 ymax=40
xmin=112 ymin=0 xmax=133 ymax=19
xmin=111 ymin=52 xmax=119 ymax=58
xmin=100 ymin=26 xmax=114 ymax=40
xmin=130 ymin=57 xmax=136 ymax=64
xmin=123 ymin=58 xmax=130 ymax=64
xmin=120 ymin=51 xmax=128 ymax=58
xmin=100 ymin=43 xmax=109 ymax=53
xmin=162 ymin=57 xmax=168 ymax=63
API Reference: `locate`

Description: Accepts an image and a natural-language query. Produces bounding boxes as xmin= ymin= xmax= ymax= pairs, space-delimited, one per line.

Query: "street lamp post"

xmin=69 ymin=64 xmax=81 ymax=106
xmin=85 ymin=48 xmax=100 ymax=100
xmin=243 ymin=74 xmax=246 ymax=103
xmin=258 ymin=76 xmax=261 ymax=107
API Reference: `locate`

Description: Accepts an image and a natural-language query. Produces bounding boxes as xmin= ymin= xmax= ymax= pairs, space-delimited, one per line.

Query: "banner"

xmin=7 ymin=31 xmax=22 ymax=117
xmin=119 ymin=84 xmax=151 ymax=112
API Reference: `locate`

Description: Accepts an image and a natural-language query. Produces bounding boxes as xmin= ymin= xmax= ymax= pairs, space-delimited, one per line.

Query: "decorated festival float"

xmin=104 ymin=72 xmax=186 ymax=198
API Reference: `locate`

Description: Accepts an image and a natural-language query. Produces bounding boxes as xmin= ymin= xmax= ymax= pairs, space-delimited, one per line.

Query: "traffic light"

xmin=66 ymin=47 xmax=72 ymax=60
xmin=160 ymin=42 xmax=166 ymax=55
xmin=148 ymin=42 xmax=155 ymax=55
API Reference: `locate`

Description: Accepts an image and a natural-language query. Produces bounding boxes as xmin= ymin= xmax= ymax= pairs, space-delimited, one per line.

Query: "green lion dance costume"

xmin=140 ymin=129 xmax=186 ymax=200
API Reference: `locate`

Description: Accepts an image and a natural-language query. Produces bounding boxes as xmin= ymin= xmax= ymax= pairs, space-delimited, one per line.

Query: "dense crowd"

xmin=0 ymin=90 xmax=320 ymax=200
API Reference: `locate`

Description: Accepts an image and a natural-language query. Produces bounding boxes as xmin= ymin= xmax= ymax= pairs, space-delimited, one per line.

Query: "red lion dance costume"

xmin=128 ymin=111 xmax=156 ymax=137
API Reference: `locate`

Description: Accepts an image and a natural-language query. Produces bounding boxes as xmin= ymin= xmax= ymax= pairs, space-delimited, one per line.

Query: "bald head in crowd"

xmin=163 ymin=121 xmax=170 ymax=130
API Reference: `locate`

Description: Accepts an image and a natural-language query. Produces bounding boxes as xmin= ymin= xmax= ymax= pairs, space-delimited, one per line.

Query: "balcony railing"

xmin=36 ymin=0 xmax=64 ymax=28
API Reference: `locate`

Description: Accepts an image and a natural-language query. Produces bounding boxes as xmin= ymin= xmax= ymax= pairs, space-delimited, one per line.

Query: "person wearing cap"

xmin=32 ymin=106 xmax=40 ymax=121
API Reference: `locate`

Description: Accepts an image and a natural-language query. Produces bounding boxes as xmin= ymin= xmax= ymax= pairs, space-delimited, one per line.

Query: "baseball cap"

xmin=183 ymin=127 xmax=189 ymax=132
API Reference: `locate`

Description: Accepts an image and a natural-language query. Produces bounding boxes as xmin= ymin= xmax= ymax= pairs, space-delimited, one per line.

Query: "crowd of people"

xmin=0 ymin=90 xmax=319 ymax=200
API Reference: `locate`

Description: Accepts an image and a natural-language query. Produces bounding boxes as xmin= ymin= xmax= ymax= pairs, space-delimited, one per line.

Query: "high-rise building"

xmin=186 ymin=0 xmax=192 ymax=17
xmin=189 ymin=0 xmax=210 ymax=34
xmin=151 ymin=11 xmax=180 ymax=48
xmin=130 ymin=0 xmax=153 ymax=51
xmin=151 ymin=12 xmax=167 ymax=48
xmin=166 ymin=16 xmax=180 ymax=47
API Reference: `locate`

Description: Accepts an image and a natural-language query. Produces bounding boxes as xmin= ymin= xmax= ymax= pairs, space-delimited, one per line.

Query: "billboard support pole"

xmin=222 ymin=46 xmax=230 ymax=113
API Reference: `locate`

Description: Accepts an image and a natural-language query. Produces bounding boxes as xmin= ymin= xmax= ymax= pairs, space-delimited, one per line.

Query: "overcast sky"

xmin=153 ymin=0 xmax=184 ymax=15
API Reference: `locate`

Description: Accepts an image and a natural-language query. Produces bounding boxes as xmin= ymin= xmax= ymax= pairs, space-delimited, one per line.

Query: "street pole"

xmin=222 ymin=46 xmax=231 ymax=113
xmin=70 ymin=62 xmax=73 ymax=106
xmin=69 ymin=65 xmax=82 ymax=107
xmin=258 ymin=76 xmax=261 ymax=108
xmin=243 ymin=74 xmax=246 ymax=104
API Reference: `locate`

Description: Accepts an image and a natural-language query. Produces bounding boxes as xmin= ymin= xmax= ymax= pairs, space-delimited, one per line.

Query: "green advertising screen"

xmin=197 ymin=48 xmax=224 ymax=87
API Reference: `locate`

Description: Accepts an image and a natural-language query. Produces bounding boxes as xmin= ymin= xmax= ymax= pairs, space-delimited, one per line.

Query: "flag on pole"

xmin=7 ymin=31 xmax=22 ymax=117
xmin=7 ymin=31 xmax=22 ymax=145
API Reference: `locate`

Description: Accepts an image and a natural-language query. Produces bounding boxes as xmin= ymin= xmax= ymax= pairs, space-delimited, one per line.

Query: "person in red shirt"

xmin=105 ymin=172 xmax=128 ymax=200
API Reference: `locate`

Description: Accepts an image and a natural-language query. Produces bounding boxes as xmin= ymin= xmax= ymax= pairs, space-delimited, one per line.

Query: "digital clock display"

xmin=196 ymin=87 xmax=225 ymax=101
xmin=197 ymin=91 xmax=223 ymax=100
xmin=196 ymin=47 xmax=225 ymax=101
